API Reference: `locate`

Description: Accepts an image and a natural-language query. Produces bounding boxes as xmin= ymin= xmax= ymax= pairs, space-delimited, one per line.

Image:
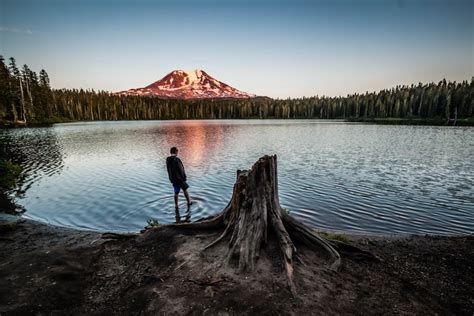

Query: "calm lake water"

xmin=2 ymin=120 xmax=473 ymax=235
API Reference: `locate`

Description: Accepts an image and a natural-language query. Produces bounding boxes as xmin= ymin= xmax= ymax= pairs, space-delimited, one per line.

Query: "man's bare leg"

xmin=174 ymin=193 xmax=179 ymax=209
xmin=174 ymin=207 xmax=181 ymax=223
xmin=184 ymin=189 xmax=192 ymax=206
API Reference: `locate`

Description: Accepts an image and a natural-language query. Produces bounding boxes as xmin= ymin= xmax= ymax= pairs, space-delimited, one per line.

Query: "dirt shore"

xmin=0 ymin=218 xmax=472 ymax=315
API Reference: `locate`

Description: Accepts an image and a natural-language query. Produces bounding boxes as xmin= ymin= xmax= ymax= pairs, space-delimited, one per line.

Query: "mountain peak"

xmin=118 ymin=69 xmax=255 ymax=99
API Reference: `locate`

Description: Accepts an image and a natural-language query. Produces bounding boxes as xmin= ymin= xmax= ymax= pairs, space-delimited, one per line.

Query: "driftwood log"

xmin=103 ymin=155 xmax=377 ymax=296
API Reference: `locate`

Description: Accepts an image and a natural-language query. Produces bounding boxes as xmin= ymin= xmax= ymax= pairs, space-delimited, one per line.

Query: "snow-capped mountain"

xmin=117 ymin=69 xmax=255 ymax=99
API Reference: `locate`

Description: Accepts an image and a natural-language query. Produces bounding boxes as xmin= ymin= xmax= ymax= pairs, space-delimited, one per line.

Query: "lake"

xmin=2 ymin=120 xmax=473 ymax=235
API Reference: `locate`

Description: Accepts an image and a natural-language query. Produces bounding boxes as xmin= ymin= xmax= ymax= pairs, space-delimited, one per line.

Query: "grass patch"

xmin=0 ymin=220 xmax=18 ymax=232
xmin=0 ymin=160 xmax=22 ymax=191
xmin=319 ymin=231 xmax=350 ymax=244
xmin=146 ymin=218 xmax=161 ymax=229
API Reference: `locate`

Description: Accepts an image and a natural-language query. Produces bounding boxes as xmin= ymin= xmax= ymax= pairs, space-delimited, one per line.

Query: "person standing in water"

xmin=166 ymin=147 xmax=192 ymax=210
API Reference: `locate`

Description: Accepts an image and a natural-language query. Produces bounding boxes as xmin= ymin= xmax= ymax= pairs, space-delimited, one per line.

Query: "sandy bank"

xmin=0 ymin=218 xmax=472 ymax=315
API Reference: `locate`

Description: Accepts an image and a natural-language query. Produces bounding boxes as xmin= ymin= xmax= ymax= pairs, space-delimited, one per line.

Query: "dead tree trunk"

xmin=18 ymin=77 xmax=27 ymax=123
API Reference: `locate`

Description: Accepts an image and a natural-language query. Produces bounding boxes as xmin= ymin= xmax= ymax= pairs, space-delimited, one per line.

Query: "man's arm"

xmin=166 ymin=158 xmax=174 ymax=183
xmin=177 ymin=158 xmax=187 ymax=181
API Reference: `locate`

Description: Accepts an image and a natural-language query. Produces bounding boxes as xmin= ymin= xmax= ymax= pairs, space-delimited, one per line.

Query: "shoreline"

xmin=1 ymin=217 xmax=473 ymax=315
xmin=2 ymin=117 xmax=474 ymax=128
xmin=17 ymin=215 xmax=472 ymax=239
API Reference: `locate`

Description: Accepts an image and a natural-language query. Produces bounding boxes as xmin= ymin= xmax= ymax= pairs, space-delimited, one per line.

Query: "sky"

xmin=0 ymin=0 xmax=472 ymax=98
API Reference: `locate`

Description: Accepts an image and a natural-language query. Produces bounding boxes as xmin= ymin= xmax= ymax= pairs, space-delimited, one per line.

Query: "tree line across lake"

xmin=1 ymin=56 xmax=472 ymax=126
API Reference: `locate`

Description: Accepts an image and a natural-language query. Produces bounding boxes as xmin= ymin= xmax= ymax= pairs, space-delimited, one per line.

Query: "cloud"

xmin=0 ymin=26 xmax=33 ymax=35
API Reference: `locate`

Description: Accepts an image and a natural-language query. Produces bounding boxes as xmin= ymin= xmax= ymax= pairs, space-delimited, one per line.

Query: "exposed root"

xmin=281 ymin=211 xmax=341 ymax=270
xmin=329 ymin=240 xmax=381 ymax=262
xmin=203 ymin=222 xmax=232 ymax=251
xmin=167 ymin=212 xmax=225 ymax=230
xmin=295 ymin=254 xmax=308 ymax=268
xmin=270 ymin=207 xmax=297 ymax=296
xmin=187 ymin=276 xmax=227 ymax=286
xmin=101 ymin=232 xmax=137 ymax=240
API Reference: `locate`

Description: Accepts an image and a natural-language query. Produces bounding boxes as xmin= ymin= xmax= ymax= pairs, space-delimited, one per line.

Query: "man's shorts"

xmin=172 ymin=182 xmax=189 ymax=194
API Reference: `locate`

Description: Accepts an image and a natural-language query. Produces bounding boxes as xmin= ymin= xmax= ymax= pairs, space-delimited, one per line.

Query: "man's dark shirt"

xmin=166 ymin=155 xmax=187 ymax=184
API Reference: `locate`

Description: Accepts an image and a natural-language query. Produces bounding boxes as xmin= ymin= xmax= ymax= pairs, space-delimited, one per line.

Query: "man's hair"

xmin=170 ymin=147 xmax=178 ymax=154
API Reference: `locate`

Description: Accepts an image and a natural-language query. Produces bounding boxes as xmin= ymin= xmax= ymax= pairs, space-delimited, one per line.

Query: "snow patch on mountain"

xmin=117 ymin=69 xmax=255 ymax=99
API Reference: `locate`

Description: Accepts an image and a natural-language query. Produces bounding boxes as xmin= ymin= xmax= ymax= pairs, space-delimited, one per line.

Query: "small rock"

xmin=204 ymin=286 xmax=215 ymax=297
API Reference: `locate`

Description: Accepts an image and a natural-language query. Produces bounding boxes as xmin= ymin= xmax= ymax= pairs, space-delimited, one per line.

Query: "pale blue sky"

xmin=0 ymin=0 xmax=472 ymax=98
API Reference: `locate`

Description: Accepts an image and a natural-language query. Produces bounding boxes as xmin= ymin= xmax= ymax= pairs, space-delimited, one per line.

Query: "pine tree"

xmin=22 ymin=64 xmax=34 ymax=120
xmin=8 ymin=58 xmax=22 ymax=122
xmin=0 ymin=56 xmax=11 ymax=120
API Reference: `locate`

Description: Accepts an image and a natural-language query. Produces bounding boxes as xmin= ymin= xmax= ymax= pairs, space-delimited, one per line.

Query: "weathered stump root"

xmin=167 ymin=155 xmax=377 ymax=297
xmin=101 ymin=232 xmax=137 ymax=240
